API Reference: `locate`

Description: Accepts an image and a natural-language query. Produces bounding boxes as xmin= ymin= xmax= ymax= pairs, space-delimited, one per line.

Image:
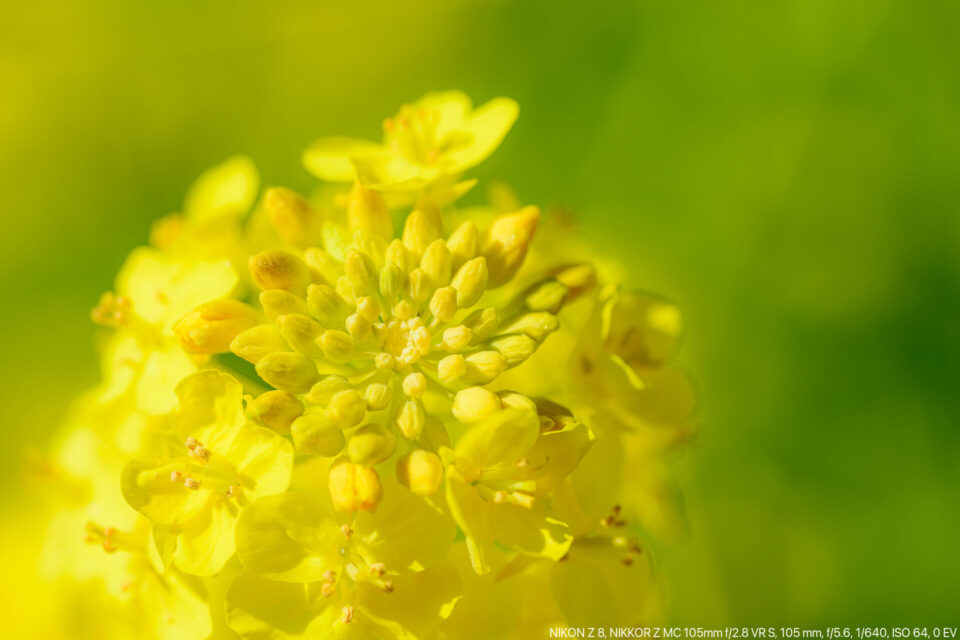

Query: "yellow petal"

xmin=173 ymin=500 xmax=238 ymax=576
xmin=302 ymin=137 xmax=387 ymax=182
xmin=174 ymin=370 xmax=245 ymax=453
xmin=225 ymin=425 xmax=294 ymax=500
xmin=234 ymin=493 xmax=341 ymax=583
xmin=184 ymin=155 xmax=259 ymax=224
xmin=445 ymin=97 xmax=519 ymax=173
xmin=454 ymin=408 xmax=539 ymax=471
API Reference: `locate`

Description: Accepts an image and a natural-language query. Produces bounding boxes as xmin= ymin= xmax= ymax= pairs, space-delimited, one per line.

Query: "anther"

xmin=369 ymin=563 xmax=386 ymax=577
xmin=340 ymin=524 xmax=353 ymax=538
xmin=226 ymin=486 xmax=243 ymax=498
xmin=382 ymin=580 xmax=394 ymax=593
xmin=342 ymin=606 xmax=354 ymax=623
xmin=185 ymin=437 xmax=211 ymax=463
xmin=184 ymin=477 xmax=201 ymax=491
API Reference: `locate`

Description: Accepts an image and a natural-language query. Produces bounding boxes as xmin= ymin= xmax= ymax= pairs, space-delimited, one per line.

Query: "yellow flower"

xmin=303 ymin=91 xmax=518 ymax=198
xmin=121 ymin=370 xmax=293 ymax=575
xmin=228 ymin=462 xmax=459 ymax=638
xmin=41 ymin=94 xmax=695 ymax=638
xmin=442 ymin=406 xmax=594 ymax=575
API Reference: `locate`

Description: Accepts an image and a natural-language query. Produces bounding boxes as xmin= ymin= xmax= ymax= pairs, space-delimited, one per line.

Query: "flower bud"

xmin=277 ymin=313 xmax=325 ymax=359
xmin=524 ymin=280 xmax=568 ymax=313
xmin=463 ymin=307 xmax=498 ymax=340
xmin=347 ymin=424 xmax=396 ymax=465
xmin=402 ymin=209 xmax=440 ymax=259
xmin=402 ymin=372 xmax=426 ymax=398
xmin=307 ymin=284 xmax=349 ymax=324
xmin=175 ymin=299 xmax=258 ymax=354
xmin=407 ymin=268 xmax=431 ymax=303
xmin=327 ymin=389 xmax=366 ymax=428
xmin=437 ymin=354 xmax=466 ymax=383
xmin=265 ymin=186 xmax=319 ymax=247
xmin=379 ymin=262 xmax=404 ymax=298
xmin=483 ymin=206 xmax=539 ymax=288
xmin=385 ymin=239 xmax=412 ymax=274
xmin=319 ymin=330 xmax=355 ymax=363
xmin=364 ymin=383 xmax=391 ymax=411
xmin=446 ymin=221 xmax=478 ymax=271
xmin=249 ymin=250 xmax=309 ymax=292
xmin=251 ymin=390 xmax=303 ymax=434
xmin=498 ymin=391 xmax=538 ymax=413
xmin=462 ymin=351 xmax=507 ymax=384
xmin=355 ymin=297 xmax=380 ymax=323
xmin=344 ymin=249 xmax=377 ymax=297
xmin=441 ymin=325 xmax=473 ymax=352
xmin=306 ymin=376 xmax=351 ymax=406
xmin=395 ymin=399 xmax=425 ymax=440
xmin=393 ymin=300 xmax=416 ymax=321
xmin=556 ymin=263 xmax=597 ymax=298
xmin=347 ymin=182 xmax=392 ymax=239
xmin=396 ymin=450 xmax=444 ymax=496
xmin=345 ymin=313 xmax=371 ymax=340
xmin=421 ymin=239 xmax=452 ymax=287
xmin=429 ymin=287 xmax=458 ymax=323
xmin=451 ymin=257 xmax=489 ymax=308
xmin=255 ymin=352 xmax=319 ymax=393
xmin=490 ymin=334 xmax=537 ymax=366
xmin=452 ymin=387 xmax=501 ymax=424
xmin=291 ymin=414 xmax=345 ymax=456
xmin=304 ymin=248 xmax=340 ymax=286
xmin=329 ymin=459 xmax=382 ymax=512
xmin=231 ymin=324 xmax=290 ymax=364
xmin=260 ymin=289 xmax=309 ymax=321
xmin=503 ymin=312 xmax=560 ymax=342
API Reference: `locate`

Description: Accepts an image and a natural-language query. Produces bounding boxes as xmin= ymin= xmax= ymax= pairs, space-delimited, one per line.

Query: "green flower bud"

xmin=277 ymin=313 xmax=325 ymax=359
xmin=306 ymin=376 xmax=351 ymax=406
xmin=451 ymin=257 xmax=489 ymax=308
xmin=347 ymin=424 xmax=396 ymax=465
xmin=231 ymin=324 xmax=290 ymax=364
xmin=256 ymin=352 xmax=319 ymax=393
xmin=291 ymin=414 xmax=345 ymax=456
xmin=328 ymin=390 xmax=365 ymax=428
xmin=251 ymin=390 xmax=303 ymax=434
xmin=395 ymin=399 xmax=425 ymax=440
xmin=260 ymin=289 xmax=309 ymax=321
xmin=490 ymin=334 xmax=537 ymax=366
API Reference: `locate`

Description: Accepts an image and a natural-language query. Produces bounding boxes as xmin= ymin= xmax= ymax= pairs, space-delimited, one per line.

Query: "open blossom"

xmin=39 ymin=91 xmax=697 ymax=638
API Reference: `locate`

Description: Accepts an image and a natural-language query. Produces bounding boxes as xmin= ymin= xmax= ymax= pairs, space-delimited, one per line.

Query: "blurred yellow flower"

xmin=303 ymin=91 xmax=518 ymax=201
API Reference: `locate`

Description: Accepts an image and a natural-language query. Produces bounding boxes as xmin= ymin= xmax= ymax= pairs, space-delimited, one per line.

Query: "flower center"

xmin=380 ymin=317 xmax=432 ymax=367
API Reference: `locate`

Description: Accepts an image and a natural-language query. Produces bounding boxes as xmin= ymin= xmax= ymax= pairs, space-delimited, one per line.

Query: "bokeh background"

xmin=3 ymin=0 xmax=959 ymax=631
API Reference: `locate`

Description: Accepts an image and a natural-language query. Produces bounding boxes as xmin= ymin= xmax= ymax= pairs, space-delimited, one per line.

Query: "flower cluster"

xmin=40 ymin=91 xmax=697 ymax=639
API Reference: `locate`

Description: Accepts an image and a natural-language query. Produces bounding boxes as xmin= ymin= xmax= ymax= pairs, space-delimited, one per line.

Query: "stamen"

xmin=226 ymin=485 xmax=243 ymax=498
xmin=342 ymin=606 xmax=354 ymax=623
xmin=369 ymin=562 xmax=386 ymax=577
xmin=340 ymin=524 xmax=353 ymax=538
xmin=184 ymin=477 xmax=201 ymax=491
xmin=382 ymin=580 xmax=394 ymax=593
xmin=185 ymin=437 xmax=212 ymax=463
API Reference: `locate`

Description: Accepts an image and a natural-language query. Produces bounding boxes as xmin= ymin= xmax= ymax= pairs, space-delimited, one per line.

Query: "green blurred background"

xmin=2 ymin=0 xmax=959 ymax=628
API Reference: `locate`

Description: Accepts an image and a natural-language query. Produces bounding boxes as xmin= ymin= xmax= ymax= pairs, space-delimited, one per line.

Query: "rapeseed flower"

xmin=39 ymin=91 xmax=697 ymax=638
